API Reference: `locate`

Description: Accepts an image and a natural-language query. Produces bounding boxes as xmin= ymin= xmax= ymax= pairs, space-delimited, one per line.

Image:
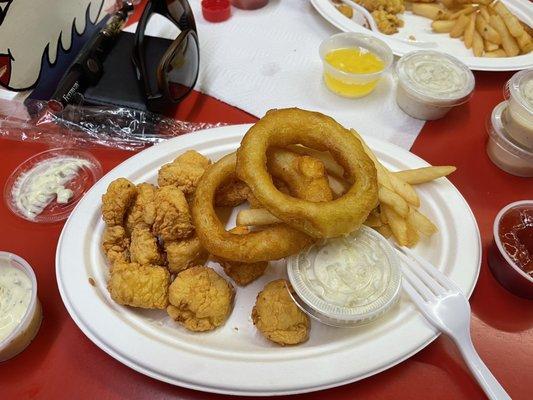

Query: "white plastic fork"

xmin=395 ymin=245 xmax=511 ymax=400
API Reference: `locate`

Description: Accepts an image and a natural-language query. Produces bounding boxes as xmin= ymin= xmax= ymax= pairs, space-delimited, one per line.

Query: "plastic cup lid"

xmin=504 ymin=68 xmax=533 ymax=114
xmin=3 ymin=148 xmax=102 ymax=223
xmin=202 ymin=0 xmax=231 ymax=23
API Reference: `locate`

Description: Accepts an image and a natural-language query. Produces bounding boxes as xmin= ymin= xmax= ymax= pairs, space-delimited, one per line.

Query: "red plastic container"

xmin=202 ymin=0 xmax=231 ymax=22
xmin=488 ymin=200 xmax=533 ymax=299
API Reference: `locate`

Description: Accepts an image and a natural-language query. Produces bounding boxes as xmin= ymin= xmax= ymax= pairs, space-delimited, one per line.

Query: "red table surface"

xmin=1 ymin=70 xmax=533 ymax=399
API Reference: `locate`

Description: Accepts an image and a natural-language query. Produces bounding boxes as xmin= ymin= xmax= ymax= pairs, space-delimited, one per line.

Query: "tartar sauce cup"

xmin=503 ymin=69 xmax=533 ymax=150
xmin=395 ymin=50 xmax=475 ymax=121
xmin=486 ymin=101 xmax=533 ymax=177
xmin=0 ymin=252 xmax=42 ymax=362
xmin=488 ymin=201 xmax=533 ymax=299
xmin=319 ymin=33 xmax=393 ymax=98
xmin=287 ymin=226 xmax=401 ymax=327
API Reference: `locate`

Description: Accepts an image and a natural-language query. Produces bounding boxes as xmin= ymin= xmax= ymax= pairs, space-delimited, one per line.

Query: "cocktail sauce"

xmin=498 ymin=205 xmax=533 ymax=276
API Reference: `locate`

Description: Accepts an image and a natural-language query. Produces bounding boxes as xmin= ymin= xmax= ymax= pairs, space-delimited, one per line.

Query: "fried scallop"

xmin=252 ymin=279 xmax=310 ymax=346
xmin=158 ymin=150 xmax=211 ymax=196
xmin=215 ymin=227 xmax=268 ymax=286
xmin=153 ymin=185 xmax=194 ymax=242
xmin=167 ymin=266 xmax=234 ymax=332
xmin=130 ymin=225 xmax=164 ymax=266
xmin=101 ymin=178 xmax=137 ymax=226
xmin=102 ymin=225 xmax=130 ymax=264
xmin=108 ymin=261 xmax=170 ymax=309
xmin=125 ymin=183 xmax=157 ymax=233
xmin=164 ymin=235 xmax=208 ymax=273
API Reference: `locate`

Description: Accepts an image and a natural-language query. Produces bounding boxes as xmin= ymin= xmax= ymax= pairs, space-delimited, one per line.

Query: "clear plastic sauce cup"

xmin=503 ymin=68 xmax=533 ymax=150
xmin=395 ymin=50 xmax=475 ymax=121
xmin=319 ymin=33 xmax=393 ymax=98
xmin=0 ymin=252 xmax=42 ymax=362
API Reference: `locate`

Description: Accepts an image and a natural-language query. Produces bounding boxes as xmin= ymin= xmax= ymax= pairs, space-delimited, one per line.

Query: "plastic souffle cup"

xmin=319 ymin=33 xmax=393 ymax=98
xmin=503 ymin=68 xmax=533 ymax=150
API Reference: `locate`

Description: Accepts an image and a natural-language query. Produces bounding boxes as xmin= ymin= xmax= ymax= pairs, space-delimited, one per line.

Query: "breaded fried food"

xmin=108 ymin=261 xmax=170 ymax=309
xmin=165 ymin=235 xmax=208 ymax=273
xmin=102 ymin=178 xmax=137 ymax=226
xmin=167 ymin=266 xmax=234 ymax=332
xmin=372 ymin=10 xmax=404 ymax=35
xmin=130 ymin=226 xmax=164 ymax=266
xmin=355 ymin=0 xmax=405 ymax=14
xmin=158 ymin=150 xmax=211 ymax=196
xmin=125 ymin=183 xmax=157 ymax=233
xmin=215 ymin=227 xmax=268 ymax=286
xmin=153 ymin=186 xmax=194 ymax=242
xmin=267 ymin=149 xmax=333 ymax=203
xmin=102 ymin=225 xmax=130 ymax=264
xmin=215 ymin=178 xmax=251 ymax=207
xmin=252 ymin=279 xmax=310 ymax=346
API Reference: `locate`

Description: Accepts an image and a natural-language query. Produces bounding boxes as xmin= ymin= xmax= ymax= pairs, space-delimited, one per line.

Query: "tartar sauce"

xmin=521 ymin=78 xmax=533 ymax=109
xmin=0 ymin=265 xmax=32 ymax=342
xmin=11 ymin=157 xmax=90 ymax=219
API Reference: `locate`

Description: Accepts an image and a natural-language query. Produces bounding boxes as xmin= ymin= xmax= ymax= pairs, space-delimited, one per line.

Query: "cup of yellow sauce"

xmin=319 ymin=33 xmax=393 ymax=98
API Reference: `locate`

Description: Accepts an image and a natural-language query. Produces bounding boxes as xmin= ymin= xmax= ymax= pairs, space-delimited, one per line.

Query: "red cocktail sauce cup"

xmin=488 ymin=200 xmax=533 ymax=299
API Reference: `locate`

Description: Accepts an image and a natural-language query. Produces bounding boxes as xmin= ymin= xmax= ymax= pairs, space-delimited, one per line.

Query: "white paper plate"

xmin=311 ymin=0 xmax=533 ymax=71
xmin=56 ymin=125 xmax=481 ymax=396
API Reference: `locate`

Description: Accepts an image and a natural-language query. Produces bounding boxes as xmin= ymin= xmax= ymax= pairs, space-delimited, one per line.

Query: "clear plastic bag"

xmin=0 ymin=99 xmax=227 ymax=151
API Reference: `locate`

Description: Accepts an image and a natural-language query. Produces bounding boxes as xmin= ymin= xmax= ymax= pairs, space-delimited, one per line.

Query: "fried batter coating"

xmin=355 ymin=0 xmax=405 ymax=14
xmin=101 ymin=178 xmax=137 ymax=226
xmin=153 ymin=186 xmax=194 ymax=242
xmin=336 ymin=4 xmax=353 ymax=19
xmin=158 ymin=150 xmax=211 ymax=196
xmin=125 ymin=183 xmax=157 ymax=233
xmin=165 ymin=235 xmax=208 ymax=273
xmin=102 ymin=225 xmax=130 ymax=264
xmin=252 ymin=279 xmax=310 ymax=346
xmin=215 ymin=178 xmax=251 ymax=207
xmin=267 ymin=149 xmax=333 ymax=203
xmin=215 ymin=227 xmax=268 ymax=286
xmin=167 ymin=266 xmax=234 ymax=332
xmin=372 ymin=10 xmax=404 ymax=34
xmin=108 ymin=261 xmax=170 ymax=309
xmin=130 ymin=226 xmax=164 ymax=265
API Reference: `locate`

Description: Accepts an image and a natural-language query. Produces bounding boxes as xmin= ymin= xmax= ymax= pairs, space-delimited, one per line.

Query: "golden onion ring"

xmin=192 ymin=153 xmax=314 ymax=262
xmin=236 ymin=108 xmax=378 ymax=238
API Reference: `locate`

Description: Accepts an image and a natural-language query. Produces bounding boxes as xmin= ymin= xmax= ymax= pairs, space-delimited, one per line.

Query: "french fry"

xmin=286 ymin=145 xmax=344 ymax=178
xmin=484 ymin=38 xmax=500 ymax=51
xmin=450 ymin=14 xmax=470 ymax=38
xmin=493 ymin=2 xmax=526 ymax=38
xmin=327 ymin=175 xmax=347 ymax=197
xmin=517 ymin=31 xmax=533 ymax=54
xmin=236 ymin=209 xmax=280 ymax=227
xmin=473 ymin=29 xmax=484 ymax=56
xmin=450 ymin=4 xmax=477 ymax=20
xmin=379 ymin=206 xmax=388 ymax=224
xmin=464 ymin=13 xmax=476 ymax=48
xmin=479 ymin=6 xmax=491 ymax=22
xmin=382 ymin=205 xmax=409 ymax=247
xmin=412 ymin=3 xmax=448 ymax=20
xmin=407 ymin=207 xmax=438 ymax=236
xmin=476 ymin=15 xmax=502 ymax=44
xmin=379 ymin=186 xmax=409 ymax=217
xmin=483 ymin=49 xmax=507 ymax=57
xmin=475 ymin=0 xmax=492 ymax=5
xmin=364 ymin=209 xmax=382 ymax=228
xmin=440 ymin=0 xmax=457 ymax=9
xmin=375 ymin=224 xmax=392 ymax=239
xmin=432 ymin=20 xmax=456 ymax=33
xmin=489 ymin=14 xmax=520 ymax=56
xmin=388 ymin=171 xmax=420 ymax=207
xmin=405 ymin=220 xmax=420 ymax=248
xmin=393 ymin=166 xmax=456 ymax=184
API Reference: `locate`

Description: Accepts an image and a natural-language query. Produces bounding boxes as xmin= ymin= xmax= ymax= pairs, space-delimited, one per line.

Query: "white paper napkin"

xmin=126 ymin=0 xmax=425 ymax=149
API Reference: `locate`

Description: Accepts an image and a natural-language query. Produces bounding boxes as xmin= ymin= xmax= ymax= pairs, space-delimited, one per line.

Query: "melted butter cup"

xmin=287 ymin=226 xmax=401 ymax=327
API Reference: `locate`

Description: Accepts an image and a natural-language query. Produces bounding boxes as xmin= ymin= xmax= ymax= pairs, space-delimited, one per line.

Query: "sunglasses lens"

xmin=166 ymin=0 xmax=195 ymax=31
xmin=165 ymin=31 xmax=199 ymax=101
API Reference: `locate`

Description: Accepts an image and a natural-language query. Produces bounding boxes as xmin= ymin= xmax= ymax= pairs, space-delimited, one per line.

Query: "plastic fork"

xmin=395 ymin=245 xmax=511 ymax=400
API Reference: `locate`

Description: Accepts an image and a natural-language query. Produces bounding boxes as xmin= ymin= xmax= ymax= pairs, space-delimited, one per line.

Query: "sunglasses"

xmin=132 ymin=0 xmax=199 ymax=110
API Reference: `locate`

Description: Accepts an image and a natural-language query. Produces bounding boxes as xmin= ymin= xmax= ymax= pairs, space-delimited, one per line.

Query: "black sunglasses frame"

xmin=132 ymin=0 xmax=199 ymax=110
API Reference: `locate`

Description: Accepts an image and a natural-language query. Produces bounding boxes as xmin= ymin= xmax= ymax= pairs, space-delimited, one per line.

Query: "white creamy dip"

xmin=403 ymin=57 xmax=466 ymax=98
xmin=11 ymin=157 xmax=91 ymax=219
xmin=0 ymin=265 xmax=32 ymax=342
xmin=505 ymin=70 xmax=533 ymax=150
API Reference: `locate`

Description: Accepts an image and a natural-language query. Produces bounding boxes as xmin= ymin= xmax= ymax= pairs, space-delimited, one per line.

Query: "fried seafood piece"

xmin=102 ymin=225 xmax=130 ymax=264
xmin=125 ymin=183 xmax=157 ymax=233
xmin=336 ymin=4 xmax=353 ymax=19
xmin=167 ymin=266 xmax=234 ymax=332
xmin=158 ymin=150 xmax=211 ymax=196
xmin=215 ymin=178 xmax=251 ymax=207
xmin=252 ymin=279 xmax=310 ymax=346
xmin=355 ymin=0 xmax=405 ymax=14
xmin=267 ymin=148 xmax=333 ymax=203
xmin=372 ymin=10 xmax=404 ymax=35
xmin=108 ymin=261 xmax=170 ymax=309
xmin=101 ymin=178 xmax=137 ymax=226
xmin=215 ymin=227 xmax=268 ymax=286
xmin=153 ymin=185 xmax=194 ymax=242
xmin=130 ymin=226 xmax=164 ymax=266
xmin=165 ymin=235 xmax=208 ymax=273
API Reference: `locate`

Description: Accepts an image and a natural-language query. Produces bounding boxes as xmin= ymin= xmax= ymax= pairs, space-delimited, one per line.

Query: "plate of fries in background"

xmin=56 ymin=121 xmax=481 ymax=395
xmin=311 ymin=0 xmax=533 ymax=71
